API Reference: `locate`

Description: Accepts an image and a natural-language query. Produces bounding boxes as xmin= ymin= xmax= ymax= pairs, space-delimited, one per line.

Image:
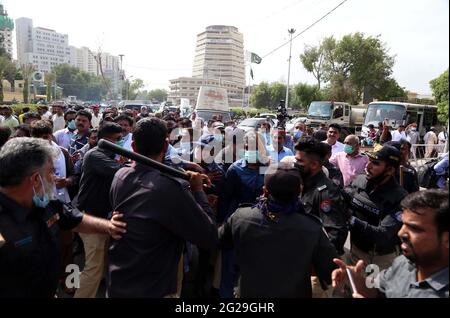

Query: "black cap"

xmin=264 ymin=163 xmax=302 ymax=202
xmin=365 ymin=145 xmax=401 ymax=167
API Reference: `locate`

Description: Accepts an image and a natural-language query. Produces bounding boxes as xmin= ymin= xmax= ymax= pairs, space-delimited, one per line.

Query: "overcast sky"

xmin=5 ymin=0 xmax=449 ymax=94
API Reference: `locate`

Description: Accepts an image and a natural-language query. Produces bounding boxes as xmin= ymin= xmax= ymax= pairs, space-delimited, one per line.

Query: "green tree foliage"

xmin=430 ymin=69 xmax=449 ymax=124
xmin=300 ymin=44 xmax=325 ymax=89
xmin=270 ymin=82 xmax=287 ymax=108
xmin=147 ymin=89 xmax=168 ymax=102
xmin=292 ymin=83 xmax=323 ymax=110
xmin=301 ymin=33 xmax=400 ymax=104
xmin=250 ymin=81 xmax=271 ymax=109
xmin=52 ymin=64 xmax=107 ymax=100
xmin=0 ymin=56 xmax=16 ymax=102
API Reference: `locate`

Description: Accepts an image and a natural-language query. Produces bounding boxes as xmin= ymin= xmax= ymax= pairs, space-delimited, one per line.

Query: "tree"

xmin=0 ymin=56 xmax=16 ymax=102
xmin=250 ymin=82 xmax=271 ymax=108
xmin=293 ymin=83 xmax=322 ymax=110
xmin=301 ymin=33 xmax=396 ymax=104
xmin=45 ymin=72 xmax=56 ymax=102
xmin=52 ymin=64 xmax=108 ymax=100
xmin=147 ymin=89 xmax=168 ymax=102
xmin=269 ymin=82 xmax=287 ymax=109
xmin=430 ymin=69 xmax=449 ymax=124
xmin=127 ymin=79 xmax=144 ymax=100
xmin=20 ymin=64 xmax=34 ymax=103
xmin=300 ymin=44 xmax=325 ymax=89
xmin=372 ymin=77 xmax=407 ymax=101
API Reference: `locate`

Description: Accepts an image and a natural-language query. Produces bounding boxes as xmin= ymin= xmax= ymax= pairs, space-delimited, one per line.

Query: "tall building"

xmin=15 ymin=17 xmax=70 ymax=72
xmin=168 ymin=25 xmax=245 ymax=107
xmin=192 ymin=25 xmax=245 ymax=87
xmin=69 ymin=46 xmax=97 ymax=74
xmin=0 ymin=2 xmax=14 ymax=56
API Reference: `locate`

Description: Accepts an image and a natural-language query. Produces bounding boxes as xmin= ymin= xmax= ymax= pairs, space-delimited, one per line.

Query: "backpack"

xmin=417 ymin=158 xmax=440 ymax=188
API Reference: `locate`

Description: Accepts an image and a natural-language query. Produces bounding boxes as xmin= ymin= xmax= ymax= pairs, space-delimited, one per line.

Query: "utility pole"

xmin=285 ymin=28 xmax=296 ymax=109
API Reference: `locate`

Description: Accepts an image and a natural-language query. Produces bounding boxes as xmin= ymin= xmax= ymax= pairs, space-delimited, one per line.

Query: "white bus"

xmin=361 ymin=101 xmax=439 ymax=139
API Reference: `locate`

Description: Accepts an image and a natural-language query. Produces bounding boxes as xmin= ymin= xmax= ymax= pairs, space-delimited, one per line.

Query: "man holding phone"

xmin=332 ymin=190 xmax=448 ymax=298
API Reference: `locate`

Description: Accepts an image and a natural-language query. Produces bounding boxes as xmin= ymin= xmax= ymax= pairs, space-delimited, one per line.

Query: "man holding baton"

xmin=107 ymin=118 xmax=218 ymax=298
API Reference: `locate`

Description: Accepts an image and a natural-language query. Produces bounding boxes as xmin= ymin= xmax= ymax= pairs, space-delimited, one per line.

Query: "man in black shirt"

xmin=74 ymin=122 xmax=125 ymax=298
xmin=108 ymin=118 xmax=218 ymax=298
xmin=0 ymin=138 xmax=126 ymax=298
xmin=219 ymin=162 xmax=338 ymax=297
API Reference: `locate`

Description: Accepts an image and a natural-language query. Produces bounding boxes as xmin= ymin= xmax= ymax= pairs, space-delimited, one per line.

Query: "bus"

xmin=361 ymin=101 xmax=439 ymax=140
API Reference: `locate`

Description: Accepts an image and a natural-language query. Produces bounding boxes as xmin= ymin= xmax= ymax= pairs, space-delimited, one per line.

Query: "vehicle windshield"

xmin=364 ymin=103 xmax=406 ymax=126
xmin=308 ymin=102 xmax=332 ymax=118
xmin=239 ymin=118 xmax=262 ymax=127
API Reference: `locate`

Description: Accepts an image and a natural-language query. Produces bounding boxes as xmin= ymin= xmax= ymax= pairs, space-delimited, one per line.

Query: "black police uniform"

xmin=300 ymin=170 xmax=348 ymax=255
xmin=396 ymin=163 xmax=419 ymax=194
xmin=343 ymin=174 xmax=408 ymax=256
xmin=0 ymin=193 xmax=83 ymax=297
xmin=324 ymin=161 xmax=344 ymax=188
xmin=218 ymin=204 xmax=338 ymax=298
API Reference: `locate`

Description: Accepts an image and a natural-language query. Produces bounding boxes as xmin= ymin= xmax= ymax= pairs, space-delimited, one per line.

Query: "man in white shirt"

xmin=323 ymin=124 xmax=344 ymax=156
xmin=90 ymin=105 xmax=101 ymax=129
xmin=114 ymin=114 xmax=133 ymax=151
xmin=52 ymin=103 xmax=66 ymax=132
xmin=438 ymin=128 xmax=447 ymax=145
xmin=53 ymin=109 xmax=77 ymax=150
xmin=391 ymin=125 xmax=407 ymax=142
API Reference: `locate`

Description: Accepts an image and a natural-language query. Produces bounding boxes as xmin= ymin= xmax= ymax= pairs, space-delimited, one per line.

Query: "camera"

xmin=276 ymin=100 xmax=290 ymax=129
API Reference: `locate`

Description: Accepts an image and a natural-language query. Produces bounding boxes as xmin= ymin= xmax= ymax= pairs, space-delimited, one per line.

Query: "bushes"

xmin=230 ymin=107 xmax=272 ymax=118
xmin=10 ymin=104 xmax=39 ymax=115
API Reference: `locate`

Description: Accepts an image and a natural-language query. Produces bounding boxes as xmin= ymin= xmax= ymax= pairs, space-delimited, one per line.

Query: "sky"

xmin=4 ymin=0 xmax=449 ymax=94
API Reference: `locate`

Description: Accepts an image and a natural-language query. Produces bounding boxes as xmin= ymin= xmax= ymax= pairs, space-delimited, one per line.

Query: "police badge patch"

xmin=320 ymin=199 xmax=332 ymax=213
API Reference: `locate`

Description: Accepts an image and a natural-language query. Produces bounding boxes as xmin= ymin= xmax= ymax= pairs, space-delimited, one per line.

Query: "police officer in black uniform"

xmin=385 ymin=140 xmax=419 ymax=194
xmin=0 ymin=138 xmax=126 ymax=298
xmin=343 ymin=144 xmax=408 ymax=270
xmin=295 ymin=138 xmax=348 ymax=255
xmin=218 ymin=162 xmax=338 ymax=298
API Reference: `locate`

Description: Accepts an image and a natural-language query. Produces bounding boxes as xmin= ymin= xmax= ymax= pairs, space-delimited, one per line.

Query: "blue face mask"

xmin=344 ymin=144 xmax=354 ymax=155
xmin=245 ymin=150 xmax=259 ymax=163
xmin=115 ymin=138 xmax=125 ymax=148
xmin=33 ymin=175 xmax=50 ymax=208
xmin=67 ymin=120 xmax=76 ymax=130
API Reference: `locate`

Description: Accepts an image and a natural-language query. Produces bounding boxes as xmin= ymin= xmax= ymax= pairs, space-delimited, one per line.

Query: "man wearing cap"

xmin=218 ymin=163 xmax=338 ymax=297
xmin=267 ymin=129 xmax=294 ymax=163
xmin=0 ymin=106 xmax=19 ymax=133
xmin=343 ymin=145 xmax=408 ymax=270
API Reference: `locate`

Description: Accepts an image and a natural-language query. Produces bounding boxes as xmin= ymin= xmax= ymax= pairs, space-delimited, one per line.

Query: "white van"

xmin=195 ymin=86 xmax=231 ymax=122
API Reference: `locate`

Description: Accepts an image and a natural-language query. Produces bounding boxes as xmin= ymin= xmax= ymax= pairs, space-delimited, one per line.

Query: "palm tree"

xmin=20 ymin=63 xmax=35 ymax=103
xmin=45 ymin=72 xmax=56 ymax=102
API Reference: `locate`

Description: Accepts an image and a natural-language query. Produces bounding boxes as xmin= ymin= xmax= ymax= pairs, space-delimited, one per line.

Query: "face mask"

xmin=244 ymin=150 xmax=259 ymax=164
xmin=115 ymin=138 xmax=125 ymax=148
xmin=237 ymin=149 xmax=245 ymax=159
xmin=33 ymin=174 xmax=50 ymax=208
xmin=180 ymin=142 xmax=191 ymax=151
xmin=344 ymin=144 xmax=354 ymax=155
xmin=67 ymin=120 xmax=76 ymax=130
xmin=411 ymin=128 xmax=416 ymax=132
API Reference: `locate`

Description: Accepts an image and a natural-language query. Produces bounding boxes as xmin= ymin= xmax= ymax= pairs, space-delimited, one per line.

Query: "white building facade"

xmin=16 ymin=17 xmax=70 ymax=72
xmin=0 ymin=3 xmax=14 ymax=56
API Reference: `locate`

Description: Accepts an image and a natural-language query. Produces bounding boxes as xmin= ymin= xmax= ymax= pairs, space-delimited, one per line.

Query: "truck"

xmin=195 ymin=86 xmax=231 ymax=122
xmin=306 ymin=101 xmax=366 ymax=140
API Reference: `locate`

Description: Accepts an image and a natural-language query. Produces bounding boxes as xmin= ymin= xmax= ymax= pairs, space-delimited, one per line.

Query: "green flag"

xmin=251 ymin=52 xmax=262 ymax=64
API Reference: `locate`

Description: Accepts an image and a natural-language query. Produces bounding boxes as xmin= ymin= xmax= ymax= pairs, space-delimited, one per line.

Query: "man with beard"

xmin=343 ymin=145 xmax=408 ymax=271
xmin=332 ymin=189 xmax=448 ymax=298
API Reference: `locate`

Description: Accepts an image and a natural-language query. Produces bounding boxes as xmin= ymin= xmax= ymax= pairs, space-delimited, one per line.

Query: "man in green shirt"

xmin=0 ymin=106 xmax=19 ymax=133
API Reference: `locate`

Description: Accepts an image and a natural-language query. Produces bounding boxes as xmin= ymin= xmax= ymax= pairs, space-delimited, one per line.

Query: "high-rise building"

xmin=168 ymin=25 xmax=245 ymax=107
xmin=16 ymin=17 xmax=70 ymax=72
xmin=192 ymin=25 xmax=245 ymax=87
xmin=0 ymin=3 xmax=14 ymax=56
xmin=69 ymin=46 xmax=97 ymax=74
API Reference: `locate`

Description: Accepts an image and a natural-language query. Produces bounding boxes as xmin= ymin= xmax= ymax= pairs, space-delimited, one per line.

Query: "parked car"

xmin=237 ymin=117 xmax=271 ymax=132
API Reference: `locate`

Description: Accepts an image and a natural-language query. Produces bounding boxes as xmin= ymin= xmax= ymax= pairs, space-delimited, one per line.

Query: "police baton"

xmin=98 ymin=139 xmax=190 ymax=181
xmin=399 ymin=165 xmax=404 ymax=187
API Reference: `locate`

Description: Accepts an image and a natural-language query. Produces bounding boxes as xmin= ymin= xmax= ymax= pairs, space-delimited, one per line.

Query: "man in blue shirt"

xmin=268 ymin=129 xmax=294 ymax=163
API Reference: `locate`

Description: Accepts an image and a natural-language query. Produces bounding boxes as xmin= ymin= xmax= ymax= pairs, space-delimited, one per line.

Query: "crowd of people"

xmin=0 ymin=102 xmax=448 ymax=298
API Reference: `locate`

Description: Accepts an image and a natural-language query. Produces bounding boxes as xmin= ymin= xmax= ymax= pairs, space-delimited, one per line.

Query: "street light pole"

xmin=286 ymin=28 xmax=296 ymax=109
